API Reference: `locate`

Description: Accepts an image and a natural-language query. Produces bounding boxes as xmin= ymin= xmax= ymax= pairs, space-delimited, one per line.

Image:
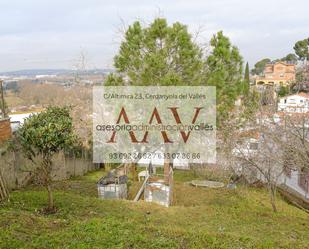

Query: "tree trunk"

xmin=47 ymin=184 xmax=54 ymax=210
xmin=269 ymin=183 xmax=277 ymax=212
xmin=0 ymin=171 xmax=9 ymax=202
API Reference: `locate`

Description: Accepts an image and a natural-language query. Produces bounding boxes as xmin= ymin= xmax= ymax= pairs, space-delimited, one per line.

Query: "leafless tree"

xmin=231 ymin=122 xmax=286 ymax=212
xmin=73 ymin=49 xmax=89 ymax=85
xmin=222 ymin=89 xmax=309 ymax=212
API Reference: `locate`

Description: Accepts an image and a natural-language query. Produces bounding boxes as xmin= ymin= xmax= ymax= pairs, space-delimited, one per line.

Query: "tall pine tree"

xmin=106 ymin=18 xmax=204 ymax=86
xmin=206 ymin=31 xmax=243 ymax=124
xmin=243 ymin=62 xmax=250 ymax=95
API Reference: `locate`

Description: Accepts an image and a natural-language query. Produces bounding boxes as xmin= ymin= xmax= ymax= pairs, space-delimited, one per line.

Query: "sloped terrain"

xmin=0 ymin=170 xmax=308 ymax=249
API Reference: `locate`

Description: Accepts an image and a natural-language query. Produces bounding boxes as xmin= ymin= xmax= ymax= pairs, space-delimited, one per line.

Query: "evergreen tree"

xmin=281 ymin=53 xmax=298 ymax=63
xmin=18 ymin=107 xmax=78 ymax=212
xmin=244 ymin=62 xmax=250 ymax=83
xmin=243 ymin=62 xmax=250 ymax=94
xmin=251 ymin=58 xmax=271 ymax=75
xmin=205 ymin=31 xmax=243 ymax=123
xmin=106 ymin=18 xmax=204 ymax=86
xmin=107 ymin=21 xmax=245 ymax=126
xmin=294 ymin=38 xmax=309 ymax=61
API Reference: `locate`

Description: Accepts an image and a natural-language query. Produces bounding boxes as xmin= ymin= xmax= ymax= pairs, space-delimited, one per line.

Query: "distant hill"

xmin=0 ymin=69 xmax=113 ymax=77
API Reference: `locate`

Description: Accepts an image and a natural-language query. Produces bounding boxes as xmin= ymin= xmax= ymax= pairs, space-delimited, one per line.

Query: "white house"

xmin=232 ymin=130 xmax=260 ymax=158
xmin=278 ymin=93 xmax=309 ymax=113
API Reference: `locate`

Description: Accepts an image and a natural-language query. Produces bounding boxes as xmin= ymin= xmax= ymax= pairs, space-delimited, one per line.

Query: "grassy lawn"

xmin=0 ymin=169 xmax=308 ymax=249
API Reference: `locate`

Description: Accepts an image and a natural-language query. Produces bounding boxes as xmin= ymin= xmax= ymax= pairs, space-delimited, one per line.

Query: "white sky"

xmin=0 ymin=0 xmax=308 ymax=71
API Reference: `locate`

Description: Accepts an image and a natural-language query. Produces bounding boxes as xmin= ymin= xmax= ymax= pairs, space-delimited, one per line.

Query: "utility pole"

xmin=0 ymin=79 xmax=6 ymax=118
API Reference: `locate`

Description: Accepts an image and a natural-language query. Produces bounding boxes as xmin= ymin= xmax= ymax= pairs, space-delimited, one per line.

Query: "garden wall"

xmin=0 ymin=150 xmax=98 ymax=190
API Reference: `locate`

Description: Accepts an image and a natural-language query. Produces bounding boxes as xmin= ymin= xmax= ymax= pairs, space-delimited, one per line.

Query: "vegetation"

xmin=17 ymin=107 xmax=78 ymax=212
xmin=278 ymin=86 xmax=289 ymax=97
xmin=244 ymin=62 xmax=250 ymax=85
xmin=251 ymin=58 xmax=271 ymax=75
xmin=294 ymin=38 xmax=309 ymax=85
xmin=294 ymin=38 xmax=309 ymax=61
xmin=1 ymin=17 xmax=308 ymax=249
xmin=0 ymin=170 xmax=308 ymax=249
xmin=106 ymin=18 xmax=245 ymax=125
xmin=206 ymin=31 xmax=243 ymax=124
xmin=243 ymin=62 xmax=250 ymax=95
xmin=4 ymin=81 xmax=20 ymax=94
xmin=281 ymin=53 xmax=298 ymax=63
xmin=106 ymin=18 xmax=204 ymax=86
xmin=251 ymin=37 xmax=308 ymax=70
xmin=241 ymin=90 xmax=260 ymax=121
xmin=3 ymin=82 xmax=92 ymax=143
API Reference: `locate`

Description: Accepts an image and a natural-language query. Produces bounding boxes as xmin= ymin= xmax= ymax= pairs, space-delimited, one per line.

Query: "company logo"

xmin=93 ymin=86 xmax=216 ymax=163
xmin=100 ymin=106 xmax=207 ymax=143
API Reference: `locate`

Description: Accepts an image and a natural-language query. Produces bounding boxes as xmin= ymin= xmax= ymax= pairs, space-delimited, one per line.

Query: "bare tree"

xmin=231 ymin=122 xmax=286 ymax=212
xmin=222 ymin=90 xmax=309 ymax=212
xmin=73 ymin=49 xmax=88 ymax=85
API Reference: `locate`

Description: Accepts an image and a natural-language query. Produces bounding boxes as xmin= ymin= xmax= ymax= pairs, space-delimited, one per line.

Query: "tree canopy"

xmin=243 ymin=62 xmax=250 ymax=94
xmin=251 ymin=58 xmax=271 ymax=75
xmin=294 ymin=38 xmax=309 ymax=61
xmin=18 ymin=107 xmax=77 ymax=160
xmin=106 ymin=19 xmax=245 ymax=125
xmin=205 ymin=31 xmax=243 ymax=121
xmin=106 ymin=18 xmax=204 ymax=86
xmin=281 ymin=53 xmax=298 ymax=63
xmin=17 ymin=106 xmax=78 ymax=211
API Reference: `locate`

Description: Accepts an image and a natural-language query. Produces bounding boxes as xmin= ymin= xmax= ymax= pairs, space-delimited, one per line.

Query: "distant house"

xmin=255 ymin=61 xmax=296 ymax=88
xmin=278 ymin=93 xmax=309 ymax=113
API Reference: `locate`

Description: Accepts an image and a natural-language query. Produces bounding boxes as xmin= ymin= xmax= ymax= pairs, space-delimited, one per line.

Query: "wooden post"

xmin=164 ymin=158 xmax=170 ymax=184
xmin=0 ymin=80 xmax=6 ymax=118
xmin=164 ymin=145 xmax=171 ymax=184
xmin=130 ymin=163 xmax=138 ymax=181
xmin=169 ymin=167 xmax=173 ymax=206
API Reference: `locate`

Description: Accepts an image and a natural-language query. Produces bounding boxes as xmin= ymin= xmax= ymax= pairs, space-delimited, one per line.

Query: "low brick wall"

xmin=0 ymin=118 xmax=12 ymax=143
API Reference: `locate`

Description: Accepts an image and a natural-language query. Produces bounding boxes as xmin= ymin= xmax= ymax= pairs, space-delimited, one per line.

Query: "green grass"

xmin=0 ymin=169 xmax=308 ymax=249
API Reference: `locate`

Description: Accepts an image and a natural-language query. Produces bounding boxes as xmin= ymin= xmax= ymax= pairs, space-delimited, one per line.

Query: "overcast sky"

xmin=0 ymin=0 xmax=308 ymax=72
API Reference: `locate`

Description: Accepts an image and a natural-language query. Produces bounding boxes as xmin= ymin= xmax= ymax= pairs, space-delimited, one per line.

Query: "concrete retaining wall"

xmin=0 ymin=150 xmax=97 ymax=190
